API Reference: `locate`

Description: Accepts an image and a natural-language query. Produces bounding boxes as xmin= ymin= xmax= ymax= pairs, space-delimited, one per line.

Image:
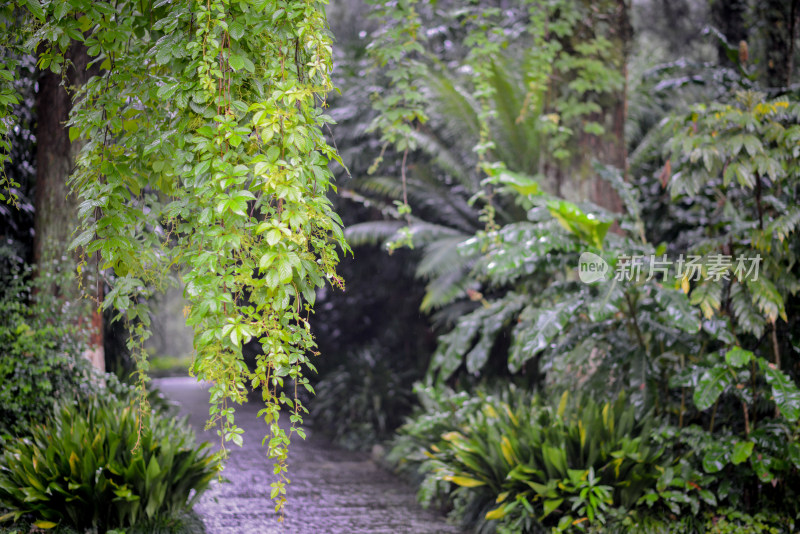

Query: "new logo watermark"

xmin=578 ymin=252 xmax=610 ymax=283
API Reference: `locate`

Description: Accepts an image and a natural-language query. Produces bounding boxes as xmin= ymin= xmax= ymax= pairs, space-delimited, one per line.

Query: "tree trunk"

xmin=710 ymin=0 xmax=748 ymax=69
xmin=34 ymin=42 xmax=104 ymax=371
xmin=549 ymin=0 xmax=630 ymax=214
xmin=757 ymin=0 xmax=799 ymax=88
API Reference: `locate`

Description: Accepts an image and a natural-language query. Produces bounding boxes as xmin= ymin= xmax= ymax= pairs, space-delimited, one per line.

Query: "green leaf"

xmin=229 ymin=21 xmax=245 ymax=41
xmin=495 ymin=170 xmax=541 ymax=196
xmin=509 ymin=297 xmax=582 ymax=372
xmin=690 ymin=281 xmax=722 ymax=320
xmin=26 ymin=0 xmax=45 ymax=21
xmin=229 ymin=54 xmax=245 ymax=71
xmin=242 ymin=56 xmax=255 ymax=73
xmin=731 ymin=441 xmax=754 ymax=465
xmin=655 ymin=286 xmax=701 ymax=333
xmin=724 ymin=347 xmax=753 ymax=368
xmin=547 ymin=199 xmax=612 ymax=249
xmin=702 ymin=443 xmax=728 ymax=473
xmin=445 ymin=475 xmax=485 ymax=487
xmin=694 ymin=366 xmax=730 ymax=411
xmin=69 ymin=229 xmax=94 ymax=250
xmin=276 ymin=260 xmax=293 ymax=284
xmin=52 ymin=1 xmax=69 ymax=21
xmin=542 ymin=498 xmax=564 ymax=519
xmin=758 ymin=358 xmax=800 ymax=421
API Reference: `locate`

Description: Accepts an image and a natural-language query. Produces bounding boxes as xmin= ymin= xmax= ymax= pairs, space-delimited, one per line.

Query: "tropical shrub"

xmin=0 ymin=260 xmax=94 ymax=438
xmin=0 ymin=395 xmax=216 ymax=532
xmin=390 ymin=387 xmax=665 ymax=533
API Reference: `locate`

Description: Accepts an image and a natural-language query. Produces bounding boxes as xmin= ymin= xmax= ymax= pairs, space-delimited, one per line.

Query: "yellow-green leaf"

xmin=444 ymin=475 xmax=485 ymax=487
xmin=500 ymin=436 xmax=515 ymax=465
xmin=485 ymin=506 xmax=507 ymax=520
xmin=557 ymin=390 xmax=569 ymax=419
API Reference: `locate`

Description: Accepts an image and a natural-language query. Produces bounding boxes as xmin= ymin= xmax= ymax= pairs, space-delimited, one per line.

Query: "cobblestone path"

xmin=156 ymin=377 xmax=463 ymax=534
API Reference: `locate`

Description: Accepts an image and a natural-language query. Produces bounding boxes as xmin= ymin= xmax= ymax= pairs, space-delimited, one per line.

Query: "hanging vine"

xmin=1 ymin=0 xmax=348 ymax=514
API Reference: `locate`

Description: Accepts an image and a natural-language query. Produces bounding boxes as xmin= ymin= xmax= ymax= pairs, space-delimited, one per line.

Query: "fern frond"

xmin=746 ymin=276 xmax=786 ymax=323
xmin=488 ymin=58 xmax=541 ymax=175
xmin=730 ymin=281 xmax=766 ymax=338
xmin=425 ymin=71 xmax=482 ymax=143
xmin=769 ymin=205 xmax=800 ymax=242
xmin=406 ymin=129 xmax=478 ymax=191
xmin=420 ymin=268 xmax=473 ymax=312
xmin=355 ymin=175 xmax=404 ymax=200
xmin=689 ymin=279 xmax=723 ymax=320
xmin=344 ymin=220 xmax=405 ymax=247
xmin=416 ymin=236 xmax=474 ymax=280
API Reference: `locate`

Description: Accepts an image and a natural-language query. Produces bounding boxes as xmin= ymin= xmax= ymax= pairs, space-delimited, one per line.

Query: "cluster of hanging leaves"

xmin=666 ymin=91 xmax=800 ymax=340
xmin=1 ymin=0 xmax=348 ymax=513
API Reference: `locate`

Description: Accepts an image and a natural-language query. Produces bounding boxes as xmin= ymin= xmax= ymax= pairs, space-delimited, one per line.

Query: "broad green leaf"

xmin=724 ymin=347 xmax=753 ymax=368
xmin=693 ymin=366 xmax=730 ymax=411
xmin=542 ymin=498 xmax=564 ymax=519
xmin=500 ymin=436 xmax=515 ymax=465
xmin=690 ymin=281 xmax=722 ymax=320
xmin=509 ymin=297 xmax=581 ymax=372
xmin=495 ymin=170 xmax=541 ymax=196
xmin=276 ymin=260 xmax=293 ymax=285
xmin=69 ymin=229 xmax=95 ymax=250
xmin=557 ymin=390 xmax=569 ymax=419
xmin=731 ymin=441 xmax=754 ymax=465
xmin=229 ymin=21 xmax=245 ymax=41
xmin=547 ymin=199 xmax=612 ymax=249
xmin=758 ymin=358 xmax=800 ymax=421
xmin=26 ymin=0 xmax=45 ymax=20
xmin=229 ymin=54 xmax=246 ymax=71
xmin=485 ymin=506 xmax=507 ymax=520
xmin=655 ymin=286 xmax=701 ymax=333
xmin=788 ymin=442 xmax=800 ymax=469
xmin=702 ymin=443 xmax=727 ymax=473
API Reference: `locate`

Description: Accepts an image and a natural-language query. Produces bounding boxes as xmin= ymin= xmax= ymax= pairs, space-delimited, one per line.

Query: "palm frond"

xmin=407 ymin=129 xmax=478 ymax=191
xmin=420 ymin=268 xmax=474 ymax=312
xmin=345 ymin=220 xmax=405 ymax=247
xmin=416 ymin=235 xmax=474 ymax=280
xmin=425 ymin=71 xmax=482 ymax=144
xmin=355 ymin=175 xmax=405 ymax=200
xmin=488 ymin=58 xmax=541 ymax=174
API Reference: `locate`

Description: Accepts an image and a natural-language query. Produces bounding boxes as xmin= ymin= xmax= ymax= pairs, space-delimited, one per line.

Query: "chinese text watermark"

xmin=578 ymin=253 xmax=761 ymax=284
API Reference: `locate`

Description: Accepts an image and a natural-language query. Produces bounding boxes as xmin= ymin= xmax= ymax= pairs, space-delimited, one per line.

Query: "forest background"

xmin=1 ymin=0 xmax=799 ymax=533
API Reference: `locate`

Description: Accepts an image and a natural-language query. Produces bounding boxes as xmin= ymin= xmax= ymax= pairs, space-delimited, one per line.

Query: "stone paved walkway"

xmin=156 ymin=377 xmax=463 ymax=534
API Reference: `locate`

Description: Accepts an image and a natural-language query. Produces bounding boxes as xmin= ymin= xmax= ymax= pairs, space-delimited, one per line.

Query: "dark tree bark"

xmin=757 ymin=0 xmax=799 ymax=88
xmin=34 ymin=43 xmax=105 ymax=370
xmin=710 ymin=0 xmax=748 ymax=68
xmin=547 ymin=0 xmax=630 ymax=214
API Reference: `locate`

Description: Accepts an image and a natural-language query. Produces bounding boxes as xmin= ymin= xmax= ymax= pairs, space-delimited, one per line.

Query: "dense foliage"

xmin=391 ymin=388 xmax=665 ymax=533
xmin=0 ymin=0 xmax=350 ymax=512
xmin=0 ymin=395 xmax=215 ymax=532
xmin=0 ymin=261 xmax=92 ymax=438
xmin=1 ymin=0 xmax=799 ymax=529
xmin=325 ymin=0 xmax=800 ymax=532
